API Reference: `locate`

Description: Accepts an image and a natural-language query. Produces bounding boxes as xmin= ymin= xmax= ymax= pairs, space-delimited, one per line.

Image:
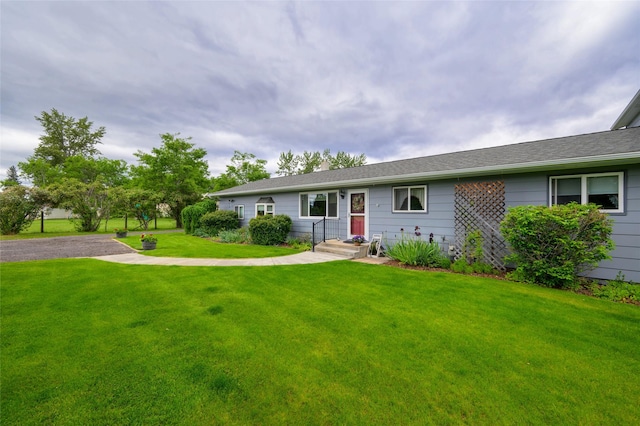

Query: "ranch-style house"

xmin=213 ymin=91 xmax=640 ymax=282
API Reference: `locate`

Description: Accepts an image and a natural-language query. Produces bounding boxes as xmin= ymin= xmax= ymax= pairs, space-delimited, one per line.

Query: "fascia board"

xmin=611 ymin=90 xmax=640 ymax=130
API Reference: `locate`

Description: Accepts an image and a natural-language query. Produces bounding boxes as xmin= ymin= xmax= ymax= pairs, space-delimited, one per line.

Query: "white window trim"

xmin=234 ymin=204 xmax=244 ymax=220
xmin=255 ymin=203 xmax=275 ymax=216
xmin=392 ymin=185 xmax=428 ymax=213
xmin=549 ymin=171 xmax=624 ymax=213
xmin=299 ymin=190 xmax=340 ymax=219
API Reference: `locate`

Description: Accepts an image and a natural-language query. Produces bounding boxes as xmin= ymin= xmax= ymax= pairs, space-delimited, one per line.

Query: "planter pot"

xmin=142 ymin=241 xmax=156 ymax=250
xmin=115 ymin=232 xmax=128 ymax=238
xmin=354 ymin=242 xmax=362 ymax=246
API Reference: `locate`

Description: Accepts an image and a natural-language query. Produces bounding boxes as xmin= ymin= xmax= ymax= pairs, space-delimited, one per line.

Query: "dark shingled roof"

xmin=213 ymin=127 xmax=640 ymax=196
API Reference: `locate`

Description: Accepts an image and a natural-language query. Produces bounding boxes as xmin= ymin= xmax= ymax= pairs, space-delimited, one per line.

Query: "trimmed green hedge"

xmin=199 ymin=210 xmax=238 ymax=236
xmin=249 ymin=214 xmax=292 ymax=245
xmin=182 ymin=198 xmax=217 ymax=234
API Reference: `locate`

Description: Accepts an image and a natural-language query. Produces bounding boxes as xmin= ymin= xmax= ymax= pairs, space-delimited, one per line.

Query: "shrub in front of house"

xmin=500 ymin=203 xmax=614 ymax=289
xmin=182 ymin=198 xmax=217 ymax=234
xmin=451 ymin=229 xmax=498 ymax=275
xmin=386 ymin=235 xmax=450 ymax=268
xmin=198 ymin=210 xmax=239 ymax=237
xmin=451 ymin=258 xmax=473 ymax=274
xmin=218 ymin=227 xmax=251 ymax=244
xmin=286 ymin=234 xmax=312 ymax=251
xmin=588 ymin=273 xmax=639 ymax=303
xmin=249 ymin=214 xmax=292 ymax=245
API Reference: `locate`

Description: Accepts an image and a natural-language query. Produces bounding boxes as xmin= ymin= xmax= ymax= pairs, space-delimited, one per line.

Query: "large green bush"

xmin=500 ymin=203 xmax=614 ymax=288
xmin=249 ymin=214 xmax=292 ymax=245
xmin=0 ymin=185 xmax=50 ymax=235
xmin=182 ymin=198 xmax=217 ymax=234
xmin=199 ymin=210 xmax=238 ymax=236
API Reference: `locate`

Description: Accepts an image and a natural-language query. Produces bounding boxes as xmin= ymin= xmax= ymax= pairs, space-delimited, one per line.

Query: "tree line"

xmin=0 ymin=108 xmax=366 ymax=234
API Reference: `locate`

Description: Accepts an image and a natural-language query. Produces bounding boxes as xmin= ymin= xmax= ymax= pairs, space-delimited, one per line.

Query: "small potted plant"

xmin=352 ymin=235 xmax=365 ymax=246
xmin=114 ymin=228 xmax=128 ymax=238
xmin=140 ymin=233 xmax=157 ymax=250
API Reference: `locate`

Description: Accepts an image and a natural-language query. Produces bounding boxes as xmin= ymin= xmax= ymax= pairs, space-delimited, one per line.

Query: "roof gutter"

xmin=212 ymin=151 xmax=640 ymax=196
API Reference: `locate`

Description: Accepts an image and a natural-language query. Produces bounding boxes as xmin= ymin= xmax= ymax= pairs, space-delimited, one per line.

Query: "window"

xmin=550 ymin=172 xmax=624 ymax=213
xmin=300 ymin=191 xmax=339 ymax=218
xmin=393 ymin=185 xmax=427 ymax=212
xmin=256 ymin=203 xmax=274 ymax=216
xmin=255 ymin=197 xmax=275 ymax=216
xmin=234 ymin=205 xmax=244 ymax=219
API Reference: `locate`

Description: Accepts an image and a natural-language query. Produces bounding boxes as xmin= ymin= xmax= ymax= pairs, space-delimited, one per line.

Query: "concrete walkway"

xmin=92 ymin=251 xmax=352 ymax=266
xmin=1 ymin=233 xmax=388 ymax=266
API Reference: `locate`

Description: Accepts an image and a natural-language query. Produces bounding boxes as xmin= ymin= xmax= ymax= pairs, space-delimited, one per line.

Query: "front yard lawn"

xmin=0 ymin=218 xmax=179 ymax=240
xmin=118 ymin=233 xmax=303 ymax=258
xmin=2 ymin=260 xmax=639 ymax=424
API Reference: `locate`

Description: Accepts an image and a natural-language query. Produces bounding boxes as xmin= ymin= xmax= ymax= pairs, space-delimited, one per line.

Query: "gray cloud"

xmin=1 ymin=1 xmax=638 ymax=181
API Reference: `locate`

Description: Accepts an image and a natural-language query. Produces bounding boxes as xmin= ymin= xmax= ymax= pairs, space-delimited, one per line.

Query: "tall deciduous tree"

xmin=275 ymin=149 xmax=366 ymax=176
xmin=63 ymin=156 xmax=129 ymax=186
xmin=33 ymin=108 xmax=105 ymax=167
xmin=328 ymin=151 xmax=367 ymax=169
xmin=125 ymin=188 xmax=163 ymax=231
xmin=131 ymin=133 xmax=210 ymax=228
xmin=48 ymin=178 xmax=109 ymax=232
xmin=19 ymin=109 xmax=106 ymax=186
xmin=275 ymin=150 xmax=298 ymax=177
xmin=212 ymin=151 xmax=270 ymax=192
xmin=18 ymin=158 xmax=63 ymax=187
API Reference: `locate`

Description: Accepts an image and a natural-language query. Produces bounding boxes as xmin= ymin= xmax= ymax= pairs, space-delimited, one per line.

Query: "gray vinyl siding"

xmin=600 ymin=164 xmax=640 ymax=282
xmin=367 ymin=182 xmax=455 ymax=244
xmin=504 ymin=174 xmax=548 ymax=206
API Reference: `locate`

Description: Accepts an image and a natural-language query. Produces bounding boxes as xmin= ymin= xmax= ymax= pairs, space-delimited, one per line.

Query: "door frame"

xmin=347 ymin=188 xmax=369 ymax=239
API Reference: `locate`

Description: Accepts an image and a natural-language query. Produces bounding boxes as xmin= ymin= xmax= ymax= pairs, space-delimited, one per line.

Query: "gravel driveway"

xmin=0 ymin=235 xmax=138 ymax=262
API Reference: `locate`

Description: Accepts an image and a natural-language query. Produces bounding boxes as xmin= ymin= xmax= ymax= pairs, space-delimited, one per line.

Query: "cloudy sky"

xmin=2 ymin=1 xmax=639 ymax=182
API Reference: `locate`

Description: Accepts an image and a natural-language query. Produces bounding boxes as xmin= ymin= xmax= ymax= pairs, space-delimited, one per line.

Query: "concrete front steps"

xmin=314 ymin=239 xmax=370 ymax=259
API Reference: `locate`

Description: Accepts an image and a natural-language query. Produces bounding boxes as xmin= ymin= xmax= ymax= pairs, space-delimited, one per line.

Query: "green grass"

xmin=2 ymin=260 xmax=639 ymax=424
xmin=0 ymin=218 xmax=178 ymax=240
xmin=119 ymin=233 xmax=303 ymax=258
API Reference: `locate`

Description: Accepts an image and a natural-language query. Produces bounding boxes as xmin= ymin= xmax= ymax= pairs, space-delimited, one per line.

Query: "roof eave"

xmin=611 ymin=89 xmax=640 ymax=130
xmin=211 ymin=152 xmax=640 ymax=197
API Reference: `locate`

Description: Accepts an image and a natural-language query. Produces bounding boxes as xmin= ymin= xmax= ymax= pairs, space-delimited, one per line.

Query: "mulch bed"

xmin=383 ymin=259 xmax=508 ymax=280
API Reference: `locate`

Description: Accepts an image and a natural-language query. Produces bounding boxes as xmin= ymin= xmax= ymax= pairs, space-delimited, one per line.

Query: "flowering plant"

xmin=352 ymin=235 xmax=366 ymax=243
xmin=140 ymin=233 xmax=157 ymax=243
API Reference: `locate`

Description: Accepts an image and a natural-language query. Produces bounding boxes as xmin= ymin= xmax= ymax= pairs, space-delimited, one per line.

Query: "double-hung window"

xmin=300 ymin=191 xmax=339 ymax=218
xmin=234 ymin=205 xmax=244 ymax=219
xmin=393 ymin=185 xmax=427 ymax=212
xmin=549 ymin=172 xmax=624 ymax=213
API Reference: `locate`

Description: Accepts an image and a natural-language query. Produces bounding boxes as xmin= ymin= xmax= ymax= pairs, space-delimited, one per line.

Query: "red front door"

xmin=348 ymin=190 xmax=367 ymax=238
